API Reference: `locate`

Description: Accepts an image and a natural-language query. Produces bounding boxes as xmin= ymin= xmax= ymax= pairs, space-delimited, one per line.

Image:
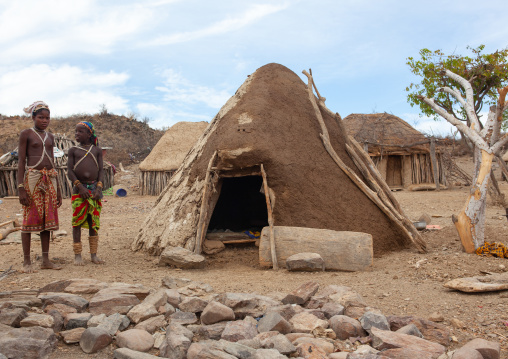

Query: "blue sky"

xmin=0 ymin=0 xmax=507 ymax=136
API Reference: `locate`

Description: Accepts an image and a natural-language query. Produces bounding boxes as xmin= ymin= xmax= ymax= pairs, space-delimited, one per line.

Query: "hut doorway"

xmin=386 ymin=156 xmax=403 ymax=187
xmin=206 ymin=175 xmax=268 ymax=244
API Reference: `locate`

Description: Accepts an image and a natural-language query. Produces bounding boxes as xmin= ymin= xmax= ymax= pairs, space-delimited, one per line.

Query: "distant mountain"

xmin=0 ymin=113 xmax=164 ymax=165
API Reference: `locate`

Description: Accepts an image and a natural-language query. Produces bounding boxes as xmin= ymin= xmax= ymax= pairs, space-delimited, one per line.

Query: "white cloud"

xmin=0 ymin=64 xmax=129 ymax=116
xmin=136 ymin=102 xmax=210 ymax=129
xmin=146 ymin=2 xmax=290 ymax=46
xmin=402 ymin=113 xmax=456 ymax=137
xmin=0 ymin=1 xmax=154 ymax=63
xmin=156 ymin=69 xmax=231 ymax=108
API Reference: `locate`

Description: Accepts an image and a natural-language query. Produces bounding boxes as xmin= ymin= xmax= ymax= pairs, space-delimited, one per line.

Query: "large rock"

xmin=193 ymin=322 xmax=229 ymax=340
xmin=217 ymin=292 xmax=281 ymax=318
xmin=370 ymin=327 xmax=445 ymax=357
xmin=461 ymin=338 xmax=500 ymax=359
xmin=63 ymin=278 xmax=109 ymax=294
xmin=289 ymin=312 xmax=328 ymax=333
xmin=258 ymin=312 xmax=293 ymax=334
xmin=282 ymin=282 xmax=319 ymax=305
xmin=179 ymin=297 xmax=209 ymax=313
xmin=127 ymin=303 xmax=159 ymax=324
xmin=38 ymin=293 xmax=89 ymax=312
xmin=97 ymin=313 xmax=131 ymax=336
xmin=296 ymin=342 xmax=328 ymax=359
xmin=64 ymin=312 xmax=92 ymax=329
xmin=97 ymin=283 xmax=151 ymax=301
xmin=135 ymin=315 xmax=167 ymax=334
xmin=60 ymin=327 xmax=86 ymax=344
xmin=201 ymin=301 xmax=235 ymax=325
xmin=20 ymin=314 xmax=54 ymax=329
xmin=221 ymin=320 xmax=258 ymax=342
xmin=292 ymin=337 xmax=334 ymax=353
xmin=218 ymin=339 xmax=258 ymax=358
xmin=0 ymin=326 xmax=57 ymax=359
xmin=159 ymin=333 xmax=191 ymax=359
xmin=79 ymin=327 xmax=112 ymax=354
xmin=168 ymin=311 xmax=198 ymax=325
xmin=159 ymin=246 xmax=206 ymax=269
xmin=89 ymin=292 xmax=140 ymax=316
xmin=451 ymin=347 xmax=484 ymax=359
xmin=359 ymin=311 xmax=390 ymax=333
xmin=286 ymin=253 xmax=325 ymax=271
xmin=0 ymin=307 xmax=27 ymax=327
xmin=386 ymin=315 xmax=451 ymax=347
xmin=257 ymin=333 xmax=296 ymax=355
xmin=44 ymin=303 xmax=77 ymax=316
xmin=329 ymin=315 xmax=366 ymax=340
xmin=116 ymin=329 xmax=154 ymax=352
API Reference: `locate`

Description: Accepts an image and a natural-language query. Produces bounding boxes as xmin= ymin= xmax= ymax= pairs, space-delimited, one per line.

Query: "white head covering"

xmin=23 ymin=101 xmax=49 ymax=115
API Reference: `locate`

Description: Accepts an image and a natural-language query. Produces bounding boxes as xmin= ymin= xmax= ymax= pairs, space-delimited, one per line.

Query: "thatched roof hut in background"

xmin=138 ymin=121 xmax=208 ymax=195
xmin=343 ymin=113 xmax=447 ymax=189
xmin=0 ymin=134 xmax=114 ymax=198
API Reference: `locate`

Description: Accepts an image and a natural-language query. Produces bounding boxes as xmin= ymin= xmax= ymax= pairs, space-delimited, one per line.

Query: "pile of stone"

xmin=0 ymin=277 xmax=501 ymax=359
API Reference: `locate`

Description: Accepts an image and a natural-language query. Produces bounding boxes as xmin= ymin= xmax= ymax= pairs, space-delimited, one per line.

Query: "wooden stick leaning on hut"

xmin=302 ymin=69 xmax=426 ymax=253
xmin=261 ymin=164 xmax=278 ymax=270
xmin=194 ymin=151 xmax=218 ymax=255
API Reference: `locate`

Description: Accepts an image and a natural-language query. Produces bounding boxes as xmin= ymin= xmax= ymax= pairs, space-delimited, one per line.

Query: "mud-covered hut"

xmin=343 ymin=113 xmax=447 ymax=189
xmin=138 ymin=121 xmax=208 ymax=196
xmin=0 ymin=134 xmax=114 ymax=198
xmin=132 ymin=63 xmax=425 ymax=260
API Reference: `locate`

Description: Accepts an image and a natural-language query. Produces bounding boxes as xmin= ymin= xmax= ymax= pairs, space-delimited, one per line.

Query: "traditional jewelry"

xmin=73 ymin=180 xmax=81 ymax=187
xmin=32 ymin=126 xmax=45 ymax=133
xmin=18 ymin=183 xmax=24 ymax=188
xmin=96 ymin=181 xmax=103 ymax=188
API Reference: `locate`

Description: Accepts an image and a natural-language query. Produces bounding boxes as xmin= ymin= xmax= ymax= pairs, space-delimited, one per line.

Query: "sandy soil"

xmin=1 ymin=164 xmax=507 ymax=358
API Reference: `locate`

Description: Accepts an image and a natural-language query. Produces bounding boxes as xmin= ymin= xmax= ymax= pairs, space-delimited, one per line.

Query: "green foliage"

xmin=406 ymin=45 xmax=508 ymax=126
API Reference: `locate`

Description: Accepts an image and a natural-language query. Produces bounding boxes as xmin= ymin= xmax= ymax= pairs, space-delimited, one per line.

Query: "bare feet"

xmin=74 ymin=254 xmax=84 ymax=266
xmin=91 ymin=254 xmax=105 ymax=264
xmin=22 ymin=263 xmax=37 ymax=273
xmin=40 ymin=260 xmax=63 ymax=270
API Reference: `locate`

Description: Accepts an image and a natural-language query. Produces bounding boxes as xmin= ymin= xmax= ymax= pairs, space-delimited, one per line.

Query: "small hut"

xmin=343 ymin=113 xmax=447 ymax=189
xmin=0 ymin=134 xmax=114 ymax=198
xmin=138 ymin=121 xmax=208 ymax=196
xmin=132 ymin=63 xmax=426 ymax=259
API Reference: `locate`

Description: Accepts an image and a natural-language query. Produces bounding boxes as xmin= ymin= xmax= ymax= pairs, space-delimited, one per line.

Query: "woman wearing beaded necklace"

xmin=17 ymin=101 xmax=62 ymax=273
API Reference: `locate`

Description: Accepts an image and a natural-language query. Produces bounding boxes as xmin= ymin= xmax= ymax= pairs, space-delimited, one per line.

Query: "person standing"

xmin=17 ymin=101 xmax=62 ymax=273
xmin=67 ymin=121 xmax=105 ymax=265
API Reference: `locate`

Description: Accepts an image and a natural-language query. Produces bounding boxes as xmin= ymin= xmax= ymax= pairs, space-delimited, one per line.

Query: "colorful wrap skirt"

xmin=22 ymin=168 xmax=59 ymax=233
xmin=72 ymin=182 xmax=102 ymax=231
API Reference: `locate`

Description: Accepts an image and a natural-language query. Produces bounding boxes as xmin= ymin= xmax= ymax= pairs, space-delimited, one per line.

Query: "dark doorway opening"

xmin=208 ymin=176 xmax=268 ymax=232
xmin=386 ymin=156 xmax=403 ymax=187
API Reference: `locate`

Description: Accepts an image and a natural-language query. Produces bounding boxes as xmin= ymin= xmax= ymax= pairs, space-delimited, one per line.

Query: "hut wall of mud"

xmin=0 ymin=135 xmax=114 ymax=198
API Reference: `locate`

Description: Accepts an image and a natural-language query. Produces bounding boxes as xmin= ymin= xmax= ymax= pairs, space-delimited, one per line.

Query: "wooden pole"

xmin=194 ymin=151 xmax=217 ymax=255
xmin=302 ymin=69 xmax=426 ymax=253
xmin=261 ymin=164 xmax=278 ymax=270
xmin=429 ymin=138 xmax=440 ymax=191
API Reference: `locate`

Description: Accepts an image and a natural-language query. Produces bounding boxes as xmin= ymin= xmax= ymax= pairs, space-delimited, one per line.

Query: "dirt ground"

xmin=1 ymin=162 xmax=507 ymax=358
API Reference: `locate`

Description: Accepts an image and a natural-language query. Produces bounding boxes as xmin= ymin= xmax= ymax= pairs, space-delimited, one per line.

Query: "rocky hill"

xmin=0 ymin=112 xmax=164 ymax=165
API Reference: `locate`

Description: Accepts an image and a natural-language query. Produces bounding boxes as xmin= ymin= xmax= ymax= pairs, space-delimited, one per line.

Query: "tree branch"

xmin=418 ymin=95 xmax=489 ymax=152
xmin=443 ymin=69 xmax=481 ymax=131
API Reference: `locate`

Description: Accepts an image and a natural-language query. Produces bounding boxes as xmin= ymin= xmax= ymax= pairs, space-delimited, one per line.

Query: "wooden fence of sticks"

xmin=0 ymin=134 xmax=114 ymax=198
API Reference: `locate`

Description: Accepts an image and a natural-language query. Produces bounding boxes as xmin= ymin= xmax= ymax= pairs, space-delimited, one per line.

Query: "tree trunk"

xmin=452 ymin=149 xmax=494 ymax=252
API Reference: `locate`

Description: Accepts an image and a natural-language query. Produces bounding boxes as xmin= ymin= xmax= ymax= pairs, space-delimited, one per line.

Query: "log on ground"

xmin=259 ymin=226 xmax=373 ymax=271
